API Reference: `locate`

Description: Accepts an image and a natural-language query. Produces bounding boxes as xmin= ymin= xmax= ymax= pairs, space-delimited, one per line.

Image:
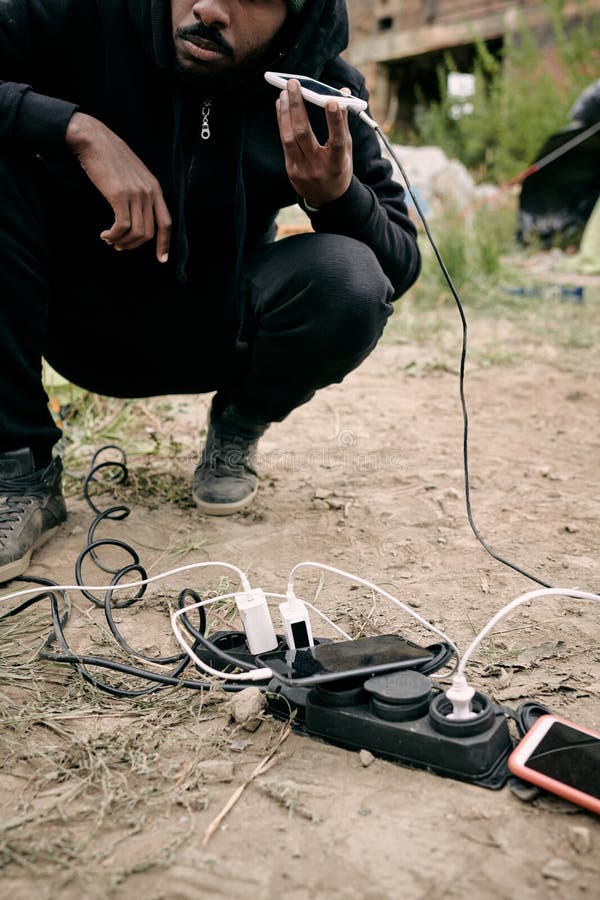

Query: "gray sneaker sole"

xmin=193 ymin=483 xmax=258 ymax=516
xmin=0 ymin=526 xmax=59 ymax=583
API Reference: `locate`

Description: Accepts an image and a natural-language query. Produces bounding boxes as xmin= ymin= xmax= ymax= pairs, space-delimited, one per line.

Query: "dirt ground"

xmin=1 ymin=260 xmax=599 ymax=899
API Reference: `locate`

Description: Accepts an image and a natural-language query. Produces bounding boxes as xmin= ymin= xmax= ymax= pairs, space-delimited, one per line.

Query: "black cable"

xmin=0 ymin=444 xmax=453 ymax=696
xmin=7 ymin=575 xmax=70 ymax=628
xmin=0 ymin=589 xmax=56 ymax=621
xmin=103 ymin=566 xmax=189 ymax=667
xmin=513 ymin=700 xmax=553 ymax=738
xmin=75 ymin=539 xmax=144 ymax=608
xmin=83 ymin=449 xmax=128 ymax=516
xmin=9 ymin=573 xmax=210 ymax=697
xmin=375 ymin=127 xmax=552 ymax=590
xmin=417 ymin=642 xmax=456 ymax=676
xmin=41 ymin=647 xmax=247 ymax=693
xmin=86 ymin=507 xmax=132 ymax=573
xmin=0 ymin=448 xmax=245 ymax=697
xmin=176 ymin=590 xmax=259 ymax=673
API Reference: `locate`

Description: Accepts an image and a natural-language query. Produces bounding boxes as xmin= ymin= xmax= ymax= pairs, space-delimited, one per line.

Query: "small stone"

xmin=565 ymin=524 xmax=579 ymax=533
xmin=70 ymin=525 xmax=84 ymax=535
xmin=508 ymin=776 xmax=540 ymax=803
xmin=359 ymin=749 xmax=375 ymax=767
xmin=313 ymin=499 xmax=329 ymax=510
xmin=230 ymin=687 xmax=265 ymax=732
xmin=443 ymin=488 xmax=461 ymax=499
xmin=408 ymin=597 xmax=422 ymax=608
xmin=229 ymin=738 xmax=252 ymax=752
xmin=568 ymin=825 xmax=592 ymax=854
xmin=314 ymin=487 xmax=332 ymax=500
xmin=196 ymin=760 xmax=234 ymax=783
xmin=541 ymin=858 xmax=577 ymax=883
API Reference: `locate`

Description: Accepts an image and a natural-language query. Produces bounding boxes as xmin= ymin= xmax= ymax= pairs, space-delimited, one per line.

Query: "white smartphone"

xmin=264 ymin=71 xmax=368 ymax=113
xmin=508 ymin=714 xmax=600 ymax=814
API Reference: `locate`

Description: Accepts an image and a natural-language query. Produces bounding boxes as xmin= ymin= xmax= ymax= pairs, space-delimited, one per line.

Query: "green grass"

xmin=385 ymin=196 xmax=600 ymax=376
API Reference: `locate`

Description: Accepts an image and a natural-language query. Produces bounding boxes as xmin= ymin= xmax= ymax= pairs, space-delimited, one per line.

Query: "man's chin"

xmin=174 ymin=57 xmax=237 ymax=88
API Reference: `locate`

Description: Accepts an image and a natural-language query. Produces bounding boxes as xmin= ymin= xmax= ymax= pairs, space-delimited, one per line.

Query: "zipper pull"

xmin=201 ymin=99 xmax=212 ymax=140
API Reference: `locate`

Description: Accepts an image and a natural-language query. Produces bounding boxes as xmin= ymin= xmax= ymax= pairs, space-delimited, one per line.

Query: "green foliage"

xmin=413 ymin=0 xmax=600 ymax=183
xmin=413 ymin=197 xmax=519 ymax=302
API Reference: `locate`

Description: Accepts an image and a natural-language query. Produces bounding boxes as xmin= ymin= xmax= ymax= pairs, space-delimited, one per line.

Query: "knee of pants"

xmin=282 ymin=233 xmax=394 ymax=357
xmin=312 ymin=235 xmax=393 ymax=355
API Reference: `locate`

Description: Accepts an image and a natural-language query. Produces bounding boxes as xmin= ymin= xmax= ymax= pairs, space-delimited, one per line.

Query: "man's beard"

xmin=174 ymin=49 xmax=270 ymax=90
xmin=173 ymin=20 xmax=291 ymax=90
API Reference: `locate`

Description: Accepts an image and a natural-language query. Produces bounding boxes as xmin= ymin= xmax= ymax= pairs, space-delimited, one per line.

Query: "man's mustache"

xmin=175 ymin=22 xmax=234 ymax=57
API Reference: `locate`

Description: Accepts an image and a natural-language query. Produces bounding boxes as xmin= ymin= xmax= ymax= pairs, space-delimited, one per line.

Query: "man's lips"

xmin=180 ymin=36 xmax=232 ymax=62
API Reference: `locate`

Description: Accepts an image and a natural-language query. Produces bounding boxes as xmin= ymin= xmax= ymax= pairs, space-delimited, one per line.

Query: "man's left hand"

xmin=276 ymin=79 xmax=353 ymax=210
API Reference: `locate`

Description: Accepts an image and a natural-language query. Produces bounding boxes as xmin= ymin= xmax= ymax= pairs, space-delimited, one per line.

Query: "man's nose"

xmin=192 ymin=0 xmax=230 ymax=29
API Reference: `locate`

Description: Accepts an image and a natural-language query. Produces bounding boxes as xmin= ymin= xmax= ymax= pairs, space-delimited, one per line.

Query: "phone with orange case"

xmin=508 ymin=714 xmax=600 ymax=814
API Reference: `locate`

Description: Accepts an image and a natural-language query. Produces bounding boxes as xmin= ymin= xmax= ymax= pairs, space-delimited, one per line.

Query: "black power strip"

xmin=193 ymin=629 xmax=529 ymax=790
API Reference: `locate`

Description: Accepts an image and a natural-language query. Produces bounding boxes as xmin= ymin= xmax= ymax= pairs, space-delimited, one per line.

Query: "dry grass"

xmin=0 ymin=583 xmax=283 ymax=894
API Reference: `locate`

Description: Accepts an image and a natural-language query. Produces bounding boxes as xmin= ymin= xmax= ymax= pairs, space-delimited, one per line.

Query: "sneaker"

xmin=0 ymin=448 xmax=67 ymax=583
xmin=193 ymin=406 xmax=269 ymax=516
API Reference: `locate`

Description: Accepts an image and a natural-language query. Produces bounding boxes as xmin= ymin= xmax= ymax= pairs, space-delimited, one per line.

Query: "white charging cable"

xmin=446 ymin=587 xmax=600 ymax=719
xmin=173 ymin=561 xmax=458 ymax=684
xmin=266 ymin=593 xmax=351 ymax=640
xmin=2 ymin=557 xmax=456 ymax=686
xmin=171 ymin=590 xmax=352 ymax=682
xmin=288 ymin=561 xmax=458 ymax=654
xmin=171 ymin=591 xmax=274 ymax=682
xmin=0 ymin=560 xmax=252 ymax=606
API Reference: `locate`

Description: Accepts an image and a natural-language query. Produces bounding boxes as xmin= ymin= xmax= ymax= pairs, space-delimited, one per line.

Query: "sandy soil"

xmin=1 ymin=269 xmax=599 ymax=899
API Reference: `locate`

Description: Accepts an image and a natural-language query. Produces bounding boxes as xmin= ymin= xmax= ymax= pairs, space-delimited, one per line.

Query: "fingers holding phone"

xmin=275 ymin=78 xmax=354 ymax=210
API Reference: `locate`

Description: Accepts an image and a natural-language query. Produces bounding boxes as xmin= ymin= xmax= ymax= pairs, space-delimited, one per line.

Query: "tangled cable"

xmin=1 ymin=446 xmax=456 ymax=698
xmin=1 ymin=446 xmax=240 ymax=697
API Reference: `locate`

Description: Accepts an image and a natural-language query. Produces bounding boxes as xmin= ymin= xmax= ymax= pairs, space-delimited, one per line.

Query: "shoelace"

xmin=206 ymin=432 xmax=258 ymax=476
xmin=0 ymin=471 xmax=51 ymax=541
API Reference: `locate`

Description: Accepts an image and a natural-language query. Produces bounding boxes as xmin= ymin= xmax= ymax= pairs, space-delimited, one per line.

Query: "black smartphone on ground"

xmin=258 ymin=634 xmax=434 ymax=687
xmin=508 ymin=714 xmax=600 ymax=814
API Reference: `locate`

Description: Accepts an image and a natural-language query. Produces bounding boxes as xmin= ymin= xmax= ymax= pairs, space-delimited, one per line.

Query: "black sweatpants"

xmin=0 ymin=152 xmax=395 ymax=467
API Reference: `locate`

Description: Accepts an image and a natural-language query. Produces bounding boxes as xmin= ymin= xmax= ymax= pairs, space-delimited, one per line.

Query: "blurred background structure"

xmin=343 ymin=0 xmax=600 ymax=237
xmin=346 ymin=1 xmax=600 ymax=133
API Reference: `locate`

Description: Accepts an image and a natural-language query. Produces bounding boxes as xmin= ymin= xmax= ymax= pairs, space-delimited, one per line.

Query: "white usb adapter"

xmin=235 ymin=588 xmax=278 ymax=655
xmin=279 ymin=590 xmax=314 ymax=650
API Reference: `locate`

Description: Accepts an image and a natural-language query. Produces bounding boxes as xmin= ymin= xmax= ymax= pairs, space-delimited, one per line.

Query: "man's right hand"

xmin=65 ymin=112 xmax=172 ymax=263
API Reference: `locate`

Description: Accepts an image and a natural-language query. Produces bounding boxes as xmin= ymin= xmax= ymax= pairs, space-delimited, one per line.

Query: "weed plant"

xmin=412 ymin=0 xmax=600 ymax=183
xmin=386 ymin=196 xmax=600 ymax=375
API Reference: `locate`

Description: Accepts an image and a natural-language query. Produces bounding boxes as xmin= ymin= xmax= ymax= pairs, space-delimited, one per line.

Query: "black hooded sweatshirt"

xmin=0 ymin=0 xmax=420 ymax=297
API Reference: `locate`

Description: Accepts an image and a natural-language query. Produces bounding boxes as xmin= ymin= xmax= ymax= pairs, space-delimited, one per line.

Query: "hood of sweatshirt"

xmin=125 ymin=0 xmax=350 ymax=82
xmin=120 ymin=1 xmax=351 ymax=284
